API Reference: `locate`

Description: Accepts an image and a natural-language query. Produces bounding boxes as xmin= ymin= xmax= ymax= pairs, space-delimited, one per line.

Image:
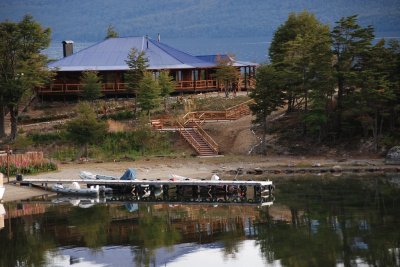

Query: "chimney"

xmin=145 ymin=35 xmax=149 ymax=49
xmin=157 ymin=33 xmax=160 ymax=43
xmin=62 ymin=40 xmax=74 ymax=57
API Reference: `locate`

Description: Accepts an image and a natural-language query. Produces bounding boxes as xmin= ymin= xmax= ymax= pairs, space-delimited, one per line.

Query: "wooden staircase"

xmin=179 ymin=126 xmax=219 ymax=156
xmin=151 ymin=100 xmax=254 ymax=157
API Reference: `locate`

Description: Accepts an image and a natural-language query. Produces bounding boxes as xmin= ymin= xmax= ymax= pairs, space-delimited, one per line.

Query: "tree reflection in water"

xmin=1 ymin=175 xmax=399 ymax=267
xmin=255 ymin=175 xmax=400 ymax=267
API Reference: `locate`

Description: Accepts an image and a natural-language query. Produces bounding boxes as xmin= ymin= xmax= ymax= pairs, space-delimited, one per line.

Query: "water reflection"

xmin=1 ymin=175 xmax=399 ymax=267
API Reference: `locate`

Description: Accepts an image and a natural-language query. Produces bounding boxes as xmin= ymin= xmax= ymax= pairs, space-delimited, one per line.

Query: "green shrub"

xmin=107 ymin=110 xmax=135 ymax=120
xmin=99 ymin=130 xmax=172 ymax=158
xmin=51 ymin=146 xmax=80 ymax=161
xmin=0 ymin=162 xmax=58 ymax=176
xmin=28 ymin=131 xmax=65 ymax=144
xmin=11 ymin=135 xmax=34 ymax=149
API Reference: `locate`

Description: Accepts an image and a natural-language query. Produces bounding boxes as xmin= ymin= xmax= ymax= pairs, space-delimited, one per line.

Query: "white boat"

xmin=168 ymin=174 xmax=191 ymax=181
xmin=0 ymin=173 xmax=5 ymax=201
xmin=52 ymin=182 xmax=99 ymax=195
xmin=0 ymin=187 xmax=4 ymax=201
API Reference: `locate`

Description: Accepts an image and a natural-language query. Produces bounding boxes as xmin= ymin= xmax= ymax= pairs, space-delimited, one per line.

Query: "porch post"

xmin=193 ymin=69 xmax=196 ymax=92
xmin=244 ymin=66 xmax=248 ymax=91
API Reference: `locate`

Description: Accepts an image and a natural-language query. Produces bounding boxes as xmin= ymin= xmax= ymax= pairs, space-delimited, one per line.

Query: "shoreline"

xmin=2 ymin=156 xmax=399 ymax=203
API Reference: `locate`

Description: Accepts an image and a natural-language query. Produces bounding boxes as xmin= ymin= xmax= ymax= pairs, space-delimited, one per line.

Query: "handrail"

xmin=180 ymin=99 xmax=254 ymax=123
xmin=193 ymin=121 xmax=219 ymax=153
xmin=225 ymin=99 xmax=254 ymax=112
xmin=177 ymin=122 xmax=203 ymax=154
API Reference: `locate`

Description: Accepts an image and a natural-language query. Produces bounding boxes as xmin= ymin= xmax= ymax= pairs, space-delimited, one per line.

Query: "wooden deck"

xmin=36 ymin=78 xmax=255 ymax=95
xmin=37 ymin=80 xmax=219 ymax=95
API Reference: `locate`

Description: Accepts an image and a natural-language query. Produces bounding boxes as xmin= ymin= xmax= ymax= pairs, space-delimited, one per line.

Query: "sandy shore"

xmin=23 ymin=155 xmax=389 ymax=180
xmin=2 ymin=155 xmax=397 ymax=203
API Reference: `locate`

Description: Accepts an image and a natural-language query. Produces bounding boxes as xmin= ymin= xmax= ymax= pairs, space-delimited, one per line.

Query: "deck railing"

xmin=37 ymin=79 xmax=219 ymax=95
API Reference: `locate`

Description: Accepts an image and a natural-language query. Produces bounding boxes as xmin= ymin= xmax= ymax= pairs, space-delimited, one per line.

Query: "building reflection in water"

xmin=2 ymin=175 xmax=400 ymax=267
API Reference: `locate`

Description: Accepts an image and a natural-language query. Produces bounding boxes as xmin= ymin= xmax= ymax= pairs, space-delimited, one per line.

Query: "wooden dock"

xmin=21 ymin=178 xmax=273 ymax=187
xmin=20 ymin=177 xmax=274 ymax=198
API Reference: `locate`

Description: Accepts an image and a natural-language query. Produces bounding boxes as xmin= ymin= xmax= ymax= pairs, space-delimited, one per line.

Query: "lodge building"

xmin=38 ymin=36 xmax=257 ymax=98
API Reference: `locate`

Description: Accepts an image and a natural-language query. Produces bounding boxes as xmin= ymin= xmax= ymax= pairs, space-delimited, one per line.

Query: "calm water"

xmin=1 ymin=174 xmax=400 ymax=267
xmin=43 ymin=37 xmax=271 ymax=63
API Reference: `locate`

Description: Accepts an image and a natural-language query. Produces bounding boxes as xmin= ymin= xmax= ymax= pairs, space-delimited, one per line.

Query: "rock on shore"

xmin=386 ymin=146 xmax=400 ymax=165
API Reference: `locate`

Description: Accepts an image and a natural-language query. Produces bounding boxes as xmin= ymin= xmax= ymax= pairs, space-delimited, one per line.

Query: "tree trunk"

xmin=9 ymin=105 xmax=18 ymax=140
xmin=134 ymin=93 xmax=137 ymax=115
xmin=336 ymin=74 xmax=344 ymax=137
xmin=0 ymin=105 xmax=5 ymax=138
xmin=373 ymin=110 xmax=379 ymax=153
xmin=85 ymin=143 xmax=88 ymax=158
xmin=303 ymin=82 xmax=308 ymax=136
xmin=262 ymin=113 xmax=268 ymax=155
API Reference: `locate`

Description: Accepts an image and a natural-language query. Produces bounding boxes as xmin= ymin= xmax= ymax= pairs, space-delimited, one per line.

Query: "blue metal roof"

xmin=48 ymin=37 xmax=216 ymax=71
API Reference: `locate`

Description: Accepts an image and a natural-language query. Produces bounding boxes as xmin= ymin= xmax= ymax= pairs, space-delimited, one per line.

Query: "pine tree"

xmin=125 ymin=48 xmax=149 ymax=114
xmin=331 ymin=15 xmax=374 ymax=136
xmin=105 ymin=24 xmax=118 ymax=39
xmin=249 ymin=64 xmax=285 ymax=154
xmin=80 ymin=71 xmax=103 ymax=101
xmin=158 ymin=71 xmax=175 ymax=111
xmin=66 ymin=102 xmax=108 ymax=158
xmin=137 ymin=72 xmax=161 ymax=118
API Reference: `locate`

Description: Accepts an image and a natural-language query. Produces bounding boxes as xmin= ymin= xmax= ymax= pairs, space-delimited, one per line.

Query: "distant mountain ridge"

xmin=0 ymin=0 xmax=399 ymax=41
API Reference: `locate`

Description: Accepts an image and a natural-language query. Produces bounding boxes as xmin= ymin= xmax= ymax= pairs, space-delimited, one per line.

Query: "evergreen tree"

xmin=125 ymin=48 xmax=149 ymax=114
xmin=137 ymin=72 xmax=161 ymax=117
xmin=331 ymin=15 xmax=374 ymax=137
xmin=105 ymin=24 xmax=118 ymax=39
xmin=269 ymin=11 xmax=333 ymax=114
xmin=386 ymin=40 xmax=400 ymax=134
xmin=66 ymin=102 xmax=108 ymax=158
xmin=158 ymin=71 xmax=175 ymax=111
xmin=250 ymin=64 xmax=285 ymax=154
xmin=0 ymin=15 xmax=52 ymax=140
xmin=353 ymin=39 xmax=396 ymax=151
xmin=80 ymin=71 xmax=103 ymax=101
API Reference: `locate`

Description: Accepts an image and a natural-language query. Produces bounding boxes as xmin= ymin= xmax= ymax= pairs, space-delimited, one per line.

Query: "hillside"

xmin=0 ymin=0 xmax=399 ymax=41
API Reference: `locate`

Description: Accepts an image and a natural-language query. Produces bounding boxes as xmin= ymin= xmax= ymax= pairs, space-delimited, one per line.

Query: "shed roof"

xmin=48 ymin=37 xmax=256 ymax=71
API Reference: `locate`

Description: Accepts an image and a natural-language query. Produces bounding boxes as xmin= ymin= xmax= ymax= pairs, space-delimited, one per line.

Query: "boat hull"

xmin=52 ymin=183 xmax=99 ymax=196
xmin=0 ymin=187 xmax=4 ymax=200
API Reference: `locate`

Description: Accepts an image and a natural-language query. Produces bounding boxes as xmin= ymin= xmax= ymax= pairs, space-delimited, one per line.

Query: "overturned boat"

xmin=80 ymin=168 xmax=142 ymax=193
xmin=80 ymin=168 xmax=137 ymax=181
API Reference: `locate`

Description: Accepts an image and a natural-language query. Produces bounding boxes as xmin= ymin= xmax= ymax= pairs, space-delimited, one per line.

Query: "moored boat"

xmin=52 ymin=182 xmax=99 ymax=195
xmin=0 ymin=173 xmax=5 ymax=201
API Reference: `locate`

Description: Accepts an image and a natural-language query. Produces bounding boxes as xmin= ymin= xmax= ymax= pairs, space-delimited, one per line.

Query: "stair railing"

xmin=177 ymin=121 xmax=203 ymax=154
xmin=192 ymin=121 xmax=219 ymax=153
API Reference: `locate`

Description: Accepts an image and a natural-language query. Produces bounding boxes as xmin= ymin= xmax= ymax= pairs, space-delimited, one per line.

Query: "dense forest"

xmin=0 ymin=0 xmax=399 ymax=41
xmin=251 ymin=12 xmax=400 ymax=154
